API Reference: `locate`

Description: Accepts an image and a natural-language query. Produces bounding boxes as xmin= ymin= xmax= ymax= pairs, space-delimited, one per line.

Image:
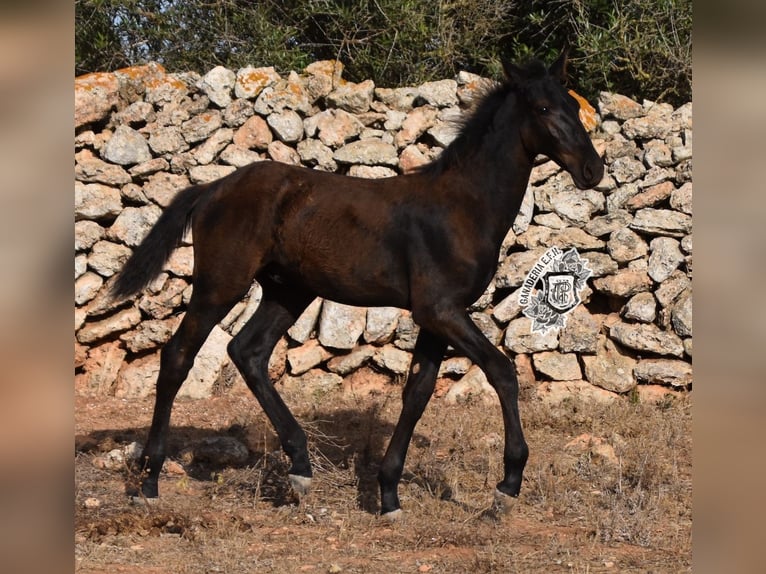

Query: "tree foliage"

xmin=75 ymin=0 xmax=691 ymax=105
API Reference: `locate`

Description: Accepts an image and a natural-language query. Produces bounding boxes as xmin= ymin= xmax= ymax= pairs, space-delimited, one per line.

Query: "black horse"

xmin=111 ymin=50 xmax=604 ymax=519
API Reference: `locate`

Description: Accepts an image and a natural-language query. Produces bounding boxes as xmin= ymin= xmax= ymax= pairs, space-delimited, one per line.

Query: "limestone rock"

xmin=77 ymin=307 xmax=142 ymax=344
xmin=114 ymin=354 xmax=160 ymax=399
xmin=621 ymin=292 xmax=657 ymax=323
xmin=75 ymin=182 xmax=122 ymax=222
xmin=625 ymin=181 xmax=675 ymax=211
xmin=305 ymin=109 xmax=364 ymax=148
xmin=609 ymin=322 xmax=685 ymax=357
xmin=394 ymin=106 xmax=439 ymax=148
xmin=326 ymin=345 xmax=375 ymax=375
xmin=75 ymin=221 xmax=105 ymax=252
xmin=318 ymin=301 xmax=367 ymax=350
xmin=581 ymin=335 xmax=637 ymax=393
xmin=235 ymin=66 xmax=281 ymax=100
xmin=364 ymin=307 xmax=401 ymax=344
xmin=106 ymin=205 xmax=162 ymax=247
xmin=193 ymin=127 xmax=233 ymax=164
xmin=77 ymin=341 xmax=126 ymax=396
xmin=296 ymin=139 xmax=336 ymax=171
xmin=655 ymin=270 xmax=691 ymax=308
xmin=178 ymin=326 xmax=232 ymax=399
xmin=503 ymin=318 xmax=559 ymax=354
xmin=327 ymin=79 xmax=375 ymax=114
xmin=142 ymin=173 xmax=190 ymax=207
xmin=648 ymin=237 xmax=685 ymax=283
xmin=103 ymin=125 xmax=152 ymax=166
xmin=182 ymin=110 xmax=224 ymax=144
xmin=559 ymin=306 xmax=601 ymax=354
xmin=120 ymin=317 xmax=181 ymax=354
xmin=372 ymin=346 xmax=412 ymax=376
xmin=198 ymin=66 xmax=236 ymax=108
xmin=495 ymin=248 xmax=548 ymax=289
xmin=417 ymin=79 xmax=458 ymax=108
xmin=592 ymin=269 xmax=652 ymax=298
xmin=75 ymin=71 xmax=120 ymax=128
xmin=533 ymin=351 xmax=582 ymax=381
xmin=333 ymin=139 xmax=399 ymax=167
xmin=630 ymin=208 xmax=692 ymax=237
xmin=234 ymin=115 xmax=273 ymax=150
xmin=267 ymin=141 xmax=301 ymax=164
xmin=268 ymin=110 xmax=305 ymax=143
xmin=87 ymin=240 xmax=132 ymax=277
xmin=671 ymin=289 xmax=693 ymax=337
xmin=75 ymin=272 xmax=104 ymax=306
xmin=444 ymin=366 xmax=494 ymax=405
xmin=287 ymin=339 xmax=333 ymax=376
xmin=598 ymin=92 xmax=644 ymax=120
xmin=670 ymin=182 xmax=693 ymax=215
xmin=633 ymin=359 xmax=692 ymax=388
xmin=607 ymin=227 xmax=648 ymax=263
xmin=254 ymin=74 xmax=312 ymax=115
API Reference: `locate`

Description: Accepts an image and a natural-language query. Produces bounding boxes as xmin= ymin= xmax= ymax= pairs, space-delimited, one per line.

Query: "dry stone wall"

xmin=74 ymin=61 xmax=692 ymax=405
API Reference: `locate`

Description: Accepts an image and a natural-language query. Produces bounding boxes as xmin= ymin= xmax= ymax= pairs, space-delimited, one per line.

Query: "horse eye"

xmin=539 ymin=106 xmax=549 ymax=114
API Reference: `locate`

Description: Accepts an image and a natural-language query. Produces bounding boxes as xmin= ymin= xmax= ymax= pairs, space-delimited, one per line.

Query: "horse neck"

xmin=453 ymin=105 xmax=535 ymax=245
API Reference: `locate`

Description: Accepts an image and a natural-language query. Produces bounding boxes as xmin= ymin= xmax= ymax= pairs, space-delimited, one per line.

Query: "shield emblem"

xmin=544 ymin=273 xmax=579 ymax=312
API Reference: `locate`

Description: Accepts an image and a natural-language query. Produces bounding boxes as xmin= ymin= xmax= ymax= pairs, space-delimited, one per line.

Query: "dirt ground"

xmin=75 ymin=373 xmax=691 ymax=573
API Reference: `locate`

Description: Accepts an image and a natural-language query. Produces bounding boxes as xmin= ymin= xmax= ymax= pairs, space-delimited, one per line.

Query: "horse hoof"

xmin=129 ymin=495 xmax=158 ymax=506
xmin=380 ymin=508 xmax=403 ymax=522
xmin=493 ymin=488 xmax=518 ymax=515
xmin=289 ymin=474 xmax=312 ymax=497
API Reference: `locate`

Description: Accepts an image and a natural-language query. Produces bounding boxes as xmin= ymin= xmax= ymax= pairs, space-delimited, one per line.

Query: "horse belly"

xmin=301 ymin=248 xmax=410 ymax=308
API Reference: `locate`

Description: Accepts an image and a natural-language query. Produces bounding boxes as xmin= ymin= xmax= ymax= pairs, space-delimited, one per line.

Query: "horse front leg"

xmin=416 ymin=307 xmax=529 ymax=513
xmin=378 ymin=330 xmax=446 ymax=519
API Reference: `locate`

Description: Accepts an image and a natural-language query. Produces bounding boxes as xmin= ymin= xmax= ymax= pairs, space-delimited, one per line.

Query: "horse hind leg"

xmin=134 ymin=293 xmax=243 ymax=501
xmin=133 ymin=250 xmax=261 ymax=501
xmin=226 ymin=278 xmax=315 ymax=497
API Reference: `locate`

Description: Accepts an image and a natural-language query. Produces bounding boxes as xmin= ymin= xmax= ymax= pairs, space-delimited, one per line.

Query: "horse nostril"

xmin=583 ymin=163 xmax=594 ymax=182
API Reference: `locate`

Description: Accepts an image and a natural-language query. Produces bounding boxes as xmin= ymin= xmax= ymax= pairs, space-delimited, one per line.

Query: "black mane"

xmin=419 ymin=59 xmax=548 ymax=177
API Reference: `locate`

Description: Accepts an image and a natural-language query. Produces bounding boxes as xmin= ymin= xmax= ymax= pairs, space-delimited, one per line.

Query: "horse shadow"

xmin=76 ymin=401 xmax=451 ymax=515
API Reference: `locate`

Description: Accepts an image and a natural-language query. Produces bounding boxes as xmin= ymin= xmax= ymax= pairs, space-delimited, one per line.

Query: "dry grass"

xmin=75 ymin=380 xmax=691 ymax=573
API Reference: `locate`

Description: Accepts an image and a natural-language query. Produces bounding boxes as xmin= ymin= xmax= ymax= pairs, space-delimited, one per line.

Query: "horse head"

xmin=504 ymin=49 xmax=604 ymax=190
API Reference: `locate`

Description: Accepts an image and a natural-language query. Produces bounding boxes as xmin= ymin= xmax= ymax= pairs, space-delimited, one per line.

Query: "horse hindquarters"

xmin=135 ymin=189 xmax=273 ymax=499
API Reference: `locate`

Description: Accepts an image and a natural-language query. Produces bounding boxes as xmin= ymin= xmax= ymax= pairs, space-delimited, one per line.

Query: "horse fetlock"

xmin=288 ymin=474 xmax=312 ymax=497
xmin=380 ymin=508 xmax=403 ymax=523
xmin=492 ymin=488 xmax=519 ymax=515
xmin=130 ymin=494 xmax=159 ymax=506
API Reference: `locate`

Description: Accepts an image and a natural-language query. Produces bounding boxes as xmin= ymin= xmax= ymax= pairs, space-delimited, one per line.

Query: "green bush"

xmin=75 ymin=0 xmax=691 ymax=105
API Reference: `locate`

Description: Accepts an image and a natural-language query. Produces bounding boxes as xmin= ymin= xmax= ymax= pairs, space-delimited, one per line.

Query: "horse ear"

xmin=503 ymin=60 xmax=524 ymax=86
xmin=549 ymin=47 xmax=570 ymax=85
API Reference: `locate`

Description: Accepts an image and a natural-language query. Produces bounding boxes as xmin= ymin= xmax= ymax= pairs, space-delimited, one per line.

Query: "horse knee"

xmin=484 ymin=360 xmax=520 ymax=398
xmin=227 ymin=337 xmax=262 ymax=372
xmin=226 ymin=337 xmax=247 ymax=368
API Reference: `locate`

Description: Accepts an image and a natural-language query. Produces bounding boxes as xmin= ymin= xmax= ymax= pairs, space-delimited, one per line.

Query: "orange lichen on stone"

xmin=114 ymin=62 xmax=167 ymax=84
xmin=305 ymin=60 xmax=344 ymax=84
xmin=75 ymin=72 xmax=121 ymax=128
xmin=568 ymin=89 xmax=599 ymax=132
xmin=145 ymin=75 xmax=188 ymax=92
xmin=236 ymin=67 xmax=281 ymax=98
xmin=75 ymin=71 xmax=119 ymax=92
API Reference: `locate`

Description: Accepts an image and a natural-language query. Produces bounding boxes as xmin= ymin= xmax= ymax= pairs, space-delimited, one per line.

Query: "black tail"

xmin=110 ymin=183 xmax=211 ymax=300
